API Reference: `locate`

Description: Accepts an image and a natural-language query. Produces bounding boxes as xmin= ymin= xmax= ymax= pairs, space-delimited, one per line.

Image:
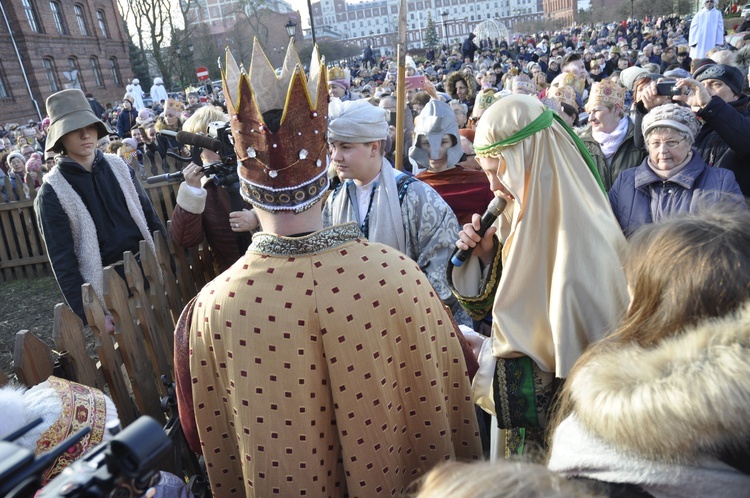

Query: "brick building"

xmin=0 ymin=0 xmax=133 ymax=124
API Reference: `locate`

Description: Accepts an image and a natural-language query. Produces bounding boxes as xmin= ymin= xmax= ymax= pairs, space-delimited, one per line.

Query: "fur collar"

xmin=570 ymin=301 xmax=750 ymax=463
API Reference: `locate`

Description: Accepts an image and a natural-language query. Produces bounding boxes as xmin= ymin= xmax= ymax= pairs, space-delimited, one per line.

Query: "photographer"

xmin=636 ymin=63 xmax=750 ymax=197
xmin=169 ymin=106 xmax=258 ymax=272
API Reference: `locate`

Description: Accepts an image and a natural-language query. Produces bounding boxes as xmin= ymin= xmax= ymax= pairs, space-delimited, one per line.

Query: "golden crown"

xmin=221 ymin=39 xmax=329 ymax=212
xmin=588 ymin=79 xmax=625 ymax=109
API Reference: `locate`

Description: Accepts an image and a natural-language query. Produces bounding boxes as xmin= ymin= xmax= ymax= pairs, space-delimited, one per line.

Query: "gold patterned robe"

xmin=175 ymin=223 xmax=482 ymax=497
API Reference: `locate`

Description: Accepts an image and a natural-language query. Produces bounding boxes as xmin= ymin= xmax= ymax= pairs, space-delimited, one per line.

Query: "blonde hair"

xmin=410 ymin=461 xmax=598 ymax=498
xmin=182 ymin=105 xmax=229 ymax=134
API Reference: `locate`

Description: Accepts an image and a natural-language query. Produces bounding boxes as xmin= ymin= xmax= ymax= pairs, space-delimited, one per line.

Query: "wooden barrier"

xmin=11 ymin=229 xmax=219 ymax=426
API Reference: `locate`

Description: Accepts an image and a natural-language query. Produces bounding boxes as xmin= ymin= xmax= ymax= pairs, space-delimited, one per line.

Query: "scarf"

xmin=329 ymin=157 xmax=406 ymax=252
xmin=592 ymin=116 xmax=630 ymax=160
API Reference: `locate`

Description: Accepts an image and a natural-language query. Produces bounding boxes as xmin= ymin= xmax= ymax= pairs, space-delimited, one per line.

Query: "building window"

xmin=109 ymin=57 xmax=122 ymax=86
xmin=22 ymin=0 xmax=42 ymax=33
xmin=90 ymin=56 xmax=104 ymax=87
xmin=0 ymin=62 xmax=10 ymax=99
xmin=67 ymin=57 xmax=84 ymax=91
xmin=74 ymin=4 xmax=89 ymax=35
xmin=96 ymin=9 xmax=108 ymax=38
xmin=50 ymin=1 xmax=69 ymax=35
xmin=43 ymin=58 xmax=61 ymax=92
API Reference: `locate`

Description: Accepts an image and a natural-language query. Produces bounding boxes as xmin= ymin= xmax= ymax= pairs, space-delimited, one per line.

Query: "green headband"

xmin=474 ymin=108 xmax=605 ymax=193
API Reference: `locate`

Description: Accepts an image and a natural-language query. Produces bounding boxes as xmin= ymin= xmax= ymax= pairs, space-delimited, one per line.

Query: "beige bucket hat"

xmin=45 ymin=89 xmax=110 ymax=153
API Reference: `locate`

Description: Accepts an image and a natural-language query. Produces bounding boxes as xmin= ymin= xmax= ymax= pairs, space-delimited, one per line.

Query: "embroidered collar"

xmin=248 ymin=222 xmax=363 ymax=256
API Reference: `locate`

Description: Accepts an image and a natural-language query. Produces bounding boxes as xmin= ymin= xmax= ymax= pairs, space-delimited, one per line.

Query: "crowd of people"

xmin=2 ymin=8 xmax=750 ymax=497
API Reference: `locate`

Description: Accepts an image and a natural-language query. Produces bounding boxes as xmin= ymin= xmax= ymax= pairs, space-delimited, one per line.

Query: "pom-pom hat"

xmin=222 ymin=39 xmax=329 ymax=213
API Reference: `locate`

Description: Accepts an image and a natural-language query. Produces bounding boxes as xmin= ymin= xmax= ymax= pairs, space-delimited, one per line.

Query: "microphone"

xmin=451 ymin=196 xmax=507 ymax=267
xmin=175 ymin=131 xmax=223 ymax=153
xmin=146 ymin=171 xmax=184 ymax=184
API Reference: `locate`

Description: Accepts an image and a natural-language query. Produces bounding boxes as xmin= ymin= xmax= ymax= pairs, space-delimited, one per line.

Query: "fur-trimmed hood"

xmin=569 ymin=301 xmax=750 ymax=463
xmin=445 ymin=71 xmax=477 ymax=104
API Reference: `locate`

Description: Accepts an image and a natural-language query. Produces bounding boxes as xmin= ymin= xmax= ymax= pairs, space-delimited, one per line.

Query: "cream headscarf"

xmin=474 ymin=95 xmax=628 ymax=377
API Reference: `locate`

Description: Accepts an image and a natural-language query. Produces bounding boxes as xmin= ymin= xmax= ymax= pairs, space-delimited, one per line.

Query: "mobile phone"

xmin=405 ymin=75 xmax=425 ymax=90
xmin=656 ymin=80 xmax=681 ymax=97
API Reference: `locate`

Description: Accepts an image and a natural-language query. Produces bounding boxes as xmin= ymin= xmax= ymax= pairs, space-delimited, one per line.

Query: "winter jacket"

xmin=608 ymin=152 xmax=745 ymax=237
xmin=549 ymin=301 xmax=750 ymax=496
xmin=578 ymin=119 xmax=646 ymax=191
xmin=635 ymin=96 xmax=750 ymax=197
xmin=116 ymin=108 xmax=138 ymax=138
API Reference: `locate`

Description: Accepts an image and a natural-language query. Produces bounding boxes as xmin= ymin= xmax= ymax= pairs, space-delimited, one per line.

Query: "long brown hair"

xmin=549 ymin=204 xmax=750 ymax=438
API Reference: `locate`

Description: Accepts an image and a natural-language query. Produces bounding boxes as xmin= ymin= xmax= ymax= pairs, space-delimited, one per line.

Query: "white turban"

xmin=328 ymin=99 xmax=389 ymax=143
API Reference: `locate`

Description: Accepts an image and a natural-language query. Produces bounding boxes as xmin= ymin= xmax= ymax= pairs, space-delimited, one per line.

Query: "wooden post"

xmin=153 ymin=230 xmax=185 ymax=323
xmin=103 ymin=266 xmax=166 ymax=422
xmin=52 ymin=303 xmax=105 ymax=390
xmin=82 ymin=283 xmax=138 ymax=425
xmin=13 ymin=330 xmax=54 ymax=387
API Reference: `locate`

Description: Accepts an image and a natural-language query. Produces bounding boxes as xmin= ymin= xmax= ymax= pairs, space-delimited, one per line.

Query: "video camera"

xmin=148 ymin=121 xmax=238 ymax=188
xmin=0 ymin=416 xmax=171 ymax=498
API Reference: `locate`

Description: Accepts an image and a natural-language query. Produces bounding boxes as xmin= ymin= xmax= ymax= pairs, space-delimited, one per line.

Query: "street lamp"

xmin=440 ymin=11 xmax=449 ymax=48
xmin=285 ymin=18 xmax=297 ymax=39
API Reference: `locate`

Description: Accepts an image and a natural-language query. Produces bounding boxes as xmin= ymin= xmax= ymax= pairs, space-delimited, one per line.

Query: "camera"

xmin=149 ymin=121 xmax=238 ymax=187
xmin=1 ymin=416 xmax=171 ymax=498
xmin=656 ymin=80 xmax=681 ymax=97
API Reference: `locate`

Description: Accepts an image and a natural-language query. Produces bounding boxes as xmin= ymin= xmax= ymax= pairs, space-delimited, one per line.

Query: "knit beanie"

xmin=25 ymin=153 xmax=42 ymax=172
xmin=693 ymin=64 xmax=744 ymax=97
xmin=642 ymin=103 xmax=701 ymax=143
xmin=6 ymin=151 xmax=24 ymax=166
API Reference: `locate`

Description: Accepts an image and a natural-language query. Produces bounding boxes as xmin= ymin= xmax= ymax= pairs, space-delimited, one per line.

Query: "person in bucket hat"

xmin=33 ymin=89 xmax=164 ymax=331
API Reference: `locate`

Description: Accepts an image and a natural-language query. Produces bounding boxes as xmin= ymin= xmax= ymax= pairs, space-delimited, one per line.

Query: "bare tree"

xmin=234 ymin=0 xmax=272 ymax=47
xmin=118 ymin=0 xmax=194 ymax=85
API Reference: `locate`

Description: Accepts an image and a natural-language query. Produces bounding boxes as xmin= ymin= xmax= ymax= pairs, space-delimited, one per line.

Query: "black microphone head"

xmin=487 ymin=196 xmax=508 ymax=217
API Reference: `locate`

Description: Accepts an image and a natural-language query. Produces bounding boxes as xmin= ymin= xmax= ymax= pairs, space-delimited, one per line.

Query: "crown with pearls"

xmin=221 ymin=39 xmax=329 ymax=213
xmin=588 ymin=79 xmax=625 ymax=109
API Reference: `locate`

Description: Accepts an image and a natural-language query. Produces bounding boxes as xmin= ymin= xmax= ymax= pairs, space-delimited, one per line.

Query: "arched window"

xmin=96 ymin=9 xmax=109 ymax=38
xmin=50 ymin=1 xmax=69 ymax=35
xmin=67 ymin=57 xmax=85 ymax=91
xmin=0 ymin=60 xmax=11 ymax=99
xmin=22 ymin=0 xmax=42 ymax=33
xmin=43 ymin=58 xmax=61 ymax=92
xmin=90 ymin=56 xmax=104 ymax=87
xmin=109 ymin=57 xmax=122 ymax=86
xmin=74 ymin=4 xmax=89 ymax=36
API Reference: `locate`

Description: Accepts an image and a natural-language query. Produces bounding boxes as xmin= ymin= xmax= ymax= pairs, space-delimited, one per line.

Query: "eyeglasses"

xmin=647 ymin=138 xmax=685 ymax=149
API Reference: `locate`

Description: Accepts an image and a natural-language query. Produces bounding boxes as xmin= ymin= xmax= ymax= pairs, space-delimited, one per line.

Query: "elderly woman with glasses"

xmin=608 ymin=103 xmax=745 ymax=237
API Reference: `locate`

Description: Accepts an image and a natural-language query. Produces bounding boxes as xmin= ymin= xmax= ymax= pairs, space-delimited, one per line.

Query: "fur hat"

xmin=586 ymin=79 xmax=625 ymax=110
xmin=327 ymin=67 xmax=351 ymax=90
xmin=44 ymin=89 xmax=110 ymax=153
xmin=677 ymin=45 xmax=689 ymax=55
xmin=642 ymin=103 xmax=701 ymax=143
xmin=123 ymin=93 xmax=135 ymax=104
xmin=694 ymin=63 xmax=744 ymax=97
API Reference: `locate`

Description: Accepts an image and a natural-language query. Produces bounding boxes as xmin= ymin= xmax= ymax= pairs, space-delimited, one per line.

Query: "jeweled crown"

xmin=221 ymin=39 xmax=329 ymax=212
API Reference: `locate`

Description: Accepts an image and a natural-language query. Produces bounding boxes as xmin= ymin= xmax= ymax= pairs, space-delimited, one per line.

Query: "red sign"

xmin=196 ymin=66 xmax=210 ymax=81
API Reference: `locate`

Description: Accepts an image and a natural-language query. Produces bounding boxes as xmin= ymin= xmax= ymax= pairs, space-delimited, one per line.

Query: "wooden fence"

xmin=0 ymin=152 xmax=186 ymax=281
xmin=0 ymin=151 xmax=221 ymax=420
xmin=8 ymin=228 xmax=219 ymax=426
